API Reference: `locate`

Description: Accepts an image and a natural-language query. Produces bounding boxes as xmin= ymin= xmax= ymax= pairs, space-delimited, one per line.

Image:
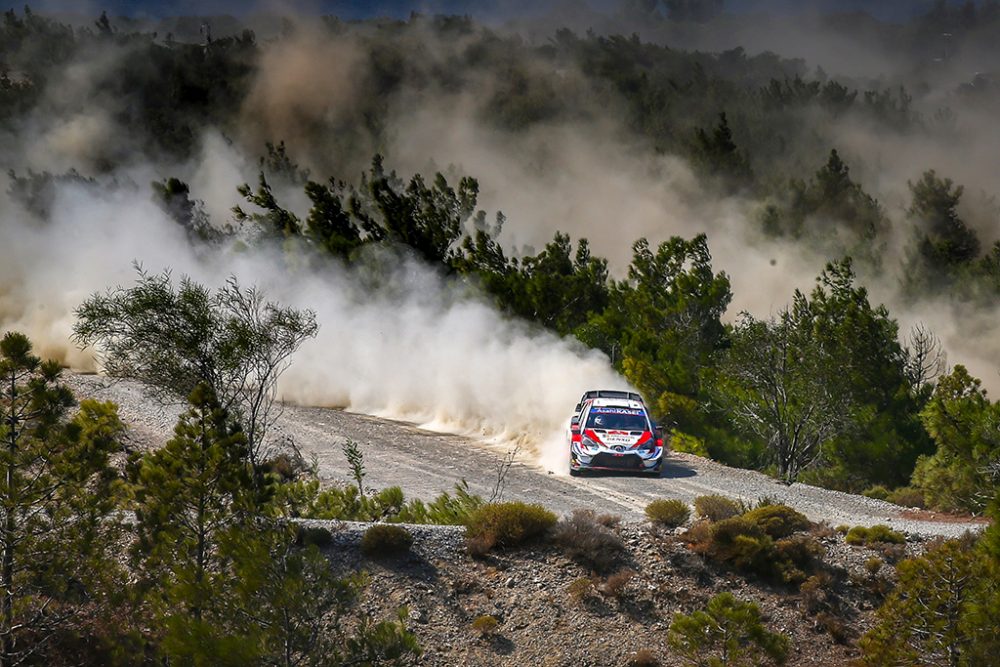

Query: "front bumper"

xmin=570 ymin=443 xmax=662 ymax=473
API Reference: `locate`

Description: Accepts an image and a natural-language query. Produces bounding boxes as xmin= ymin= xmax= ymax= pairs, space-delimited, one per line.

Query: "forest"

xmin=1 ymin=1 xmax=1000 ymax=664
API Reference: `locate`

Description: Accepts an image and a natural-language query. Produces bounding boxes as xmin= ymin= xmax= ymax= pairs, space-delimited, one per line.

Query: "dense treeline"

xmin=4 ymin=1 xmax=999 ymax=502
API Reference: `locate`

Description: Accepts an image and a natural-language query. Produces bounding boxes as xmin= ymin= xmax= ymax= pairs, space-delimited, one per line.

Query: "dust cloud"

xmin=2 ymin=5 xmax=1000 ymax=478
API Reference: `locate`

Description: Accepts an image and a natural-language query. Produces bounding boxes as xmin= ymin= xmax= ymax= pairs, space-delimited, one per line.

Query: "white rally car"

xmin=568 ymin=390 xmax=664 ymax=476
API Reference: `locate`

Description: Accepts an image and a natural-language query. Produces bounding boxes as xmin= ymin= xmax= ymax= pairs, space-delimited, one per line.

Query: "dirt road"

xmin=70 ymin=374 xmax=983 ymax=538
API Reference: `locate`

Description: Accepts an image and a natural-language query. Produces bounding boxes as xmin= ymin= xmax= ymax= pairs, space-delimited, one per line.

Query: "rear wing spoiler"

xmin=573 ymin=389 xmax=646 ymax=414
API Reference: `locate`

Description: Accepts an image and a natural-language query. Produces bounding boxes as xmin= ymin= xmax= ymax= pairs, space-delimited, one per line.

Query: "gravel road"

xmin=69 ymin=373 xmax=984 ymax=539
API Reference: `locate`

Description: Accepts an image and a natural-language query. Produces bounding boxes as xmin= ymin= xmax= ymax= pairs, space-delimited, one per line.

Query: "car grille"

xmin=591 ymin=452 xmax=644 ymax=470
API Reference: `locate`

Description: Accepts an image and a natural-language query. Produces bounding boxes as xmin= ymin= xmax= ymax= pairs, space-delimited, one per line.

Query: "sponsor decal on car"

xmin=591 ymin=407 xmax=644 ymax=415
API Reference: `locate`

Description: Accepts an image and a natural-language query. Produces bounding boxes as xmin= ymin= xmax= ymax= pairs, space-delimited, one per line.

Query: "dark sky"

xmin=17 ymin=1 xmax=941 ymax=22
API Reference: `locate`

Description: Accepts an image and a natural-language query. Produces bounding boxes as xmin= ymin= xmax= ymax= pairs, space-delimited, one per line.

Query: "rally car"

xmin=568 ymin=390 xmax=664 ymax=476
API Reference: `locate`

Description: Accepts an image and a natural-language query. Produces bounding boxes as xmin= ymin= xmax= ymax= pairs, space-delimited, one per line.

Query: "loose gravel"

xmin=67 ymin=373 xmax=986 ymax=540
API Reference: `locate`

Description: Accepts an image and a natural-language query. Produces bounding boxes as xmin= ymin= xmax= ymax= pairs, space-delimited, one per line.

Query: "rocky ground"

xmin=64 ymin=372 xmax=987 ymax=665
xmin=308 ymin=519 xmax=927 ymax=667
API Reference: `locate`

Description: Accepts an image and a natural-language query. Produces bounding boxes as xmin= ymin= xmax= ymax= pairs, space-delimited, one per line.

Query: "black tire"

xmin=569 ymin=468 xmax=581 ymax=477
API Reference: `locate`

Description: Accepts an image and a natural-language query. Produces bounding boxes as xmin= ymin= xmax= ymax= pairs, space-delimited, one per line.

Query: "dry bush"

xmin=464 ymin=501 xmax=556 ymax=554
xmin=743 ymin=504 xmax=811 ymax=539
xmin=887 ymin=486 xmax=926 ymax=508
xmin=693 ymin=494 xmax=742 ymax=521
xmin=600 ymin=569 xmax=635 ymax=600
xmin=360 ymin=524 xmax=413 ymax=558
xmin=466 ymin=532 xmax=496 ymax=558
xmin=864 ymin=557 xmax=884 ymax=575
xmin=800 ymin=573 xmax=833 ymax=614
xmin=595 ymin=513 xmax=621 ymax=529
xmin=835 ymin=524 xmax=850 ymax=534
xmin=471 ymin=615 xmax=499 ymax=638
xmin=810 ymin=522 xmax=836 ymax=539
xmin=645 ymin=499 xmax=691 ymax=528
xmin=552 ymin=509 xmax=627 ymax=573
xmin=626 ymin=648 xmax=661 ymax=667
xmin=684 ymin=519 xmax=713 ymax=552
xmin=567 ymin=577 xmax=596 ymax=603
xmin=876 ymin=542 xmax=907 ymax=564
xmin=816 ymin=612 xmax=852 ymax=644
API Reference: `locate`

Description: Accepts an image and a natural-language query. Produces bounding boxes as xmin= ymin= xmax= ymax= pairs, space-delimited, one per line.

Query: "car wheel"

xmin=569 ymin=468 xmax=581 ymax=477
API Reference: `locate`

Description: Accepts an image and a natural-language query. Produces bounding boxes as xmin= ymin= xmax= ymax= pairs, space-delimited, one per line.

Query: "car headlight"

xmin=581 ymin=435 xmax=600 ymax=450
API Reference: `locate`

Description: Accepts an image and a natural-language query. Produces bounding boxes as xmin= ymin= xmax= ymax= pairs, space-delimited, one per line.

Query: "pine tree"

xmin=0 ymin=332 xmax=124 ymax=666
xmin=131 ymin=383 xmax=255 ymax=664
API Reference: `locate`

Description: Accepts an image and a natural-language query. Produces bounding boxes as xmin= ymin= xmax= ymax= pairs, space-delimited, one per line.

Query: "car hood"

xmin=585 ymin=429 xmax=652 ymax=448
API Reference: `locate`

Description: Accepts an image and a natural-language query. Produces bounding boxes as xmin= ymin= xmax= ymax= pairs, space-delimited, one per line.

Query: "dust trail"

xmin=0 ymin=165 xmax=626 ymax=472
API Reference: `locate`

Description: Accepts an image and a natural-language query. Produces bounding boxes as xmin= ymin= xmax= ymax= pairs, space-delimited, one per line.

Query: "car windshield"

xmin=585 ymin=409 xmax=648 ymax=431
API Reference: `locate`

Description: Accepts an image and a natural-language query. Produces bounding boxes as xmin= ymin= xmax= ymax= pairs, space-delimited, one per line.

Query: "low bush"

xmin=551 ymin=509 xmax=627 ymax=573
xmin=668 ymin=593 xmax=789 ymax=666
xmin=645 ymin=499 xmax=691 ymax=528
xmin=689 ymin=517 xmax=823 ymax=585
xmin=567 ymin=577 xmax=596 ymax=603
xmin=600 ymin=569 xmax=635 ymax=600
xmin=887 ymin=486 xmax=925 ymax=509
xmin=694 ymin=494 xmax=742 ymax=521
xmin=361 ymin=524 xmax=413 ymax=558
xmin=626 ymin=648 xmax=661 ymax=667
xmin=295 ymin=525 xmax=333 ymax=547
xmin=705 ymin=517 xmax=771 ymax=568
xmin=595 ymin=513 xmax=621 ymax=528
xmin=464 ymin=502 xmax=556 ymax=553
xmin=816 ymin=612 xmax=852 ymax=645
xmin=865 ymin=557 xmax=884 ymax=575
xmin=861 ymin=485 xmax=890 ymax=501
xmin=742 ymin=504 xmax=811 ymax=539
xmin=471 ymin=615 xmax=499 ymax=638
xmin=773 ymin=535 xmax=823 ymax=585
xmin=308 ymin=481 xmax=483 ymax=525
xmin=835 ymin=524 xmax=850 ymax=534
xmin=845 ymin=525 xmax=905 ymax=547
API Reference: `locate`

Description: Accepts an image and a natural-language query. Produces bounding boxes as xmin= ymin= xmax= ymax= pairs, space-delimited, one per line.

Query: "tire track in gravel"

xmin=68 ymin=373 xmax=984 ymax=538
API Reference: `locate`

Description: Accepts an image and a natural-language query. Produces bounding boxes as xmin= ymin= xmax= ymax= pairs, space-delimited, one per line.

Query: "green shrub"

xmin=471 ymin=615 xmax=499 ymax=637
xmin=464 ymin=502 xmax=556 ymax=552
xmin=645 ymin=499 xmax=691 ymax=528
xmin=690 ymin=517 xmax=823 ymax=585
xmin=845 ymin=525 xmax=905 ymax=546
xmin=308 ymin=482 xmax=483 ymax=525
xmin=887 ymin=486 xmax=925 ymax=509
xmin=394 ymin=481 xmax=484 ymax=525
xmin=360 ymin=524 xmax=413 ymax=558
xmin=706 ymin=517 xmax=772 ymax=569
xmin=862 ymin=485 xmax=890 ymax=501
xmin=668 ymin=593 xmax=789 ymax=666
xmin=835 ymin=524 xmax=850 ymax=534
xmin=773 ymin=535 xmax=823 ymax=585
xmin=670 ymin=430 xmax=709 ymax=457
xmin=694 ymin=494 xmax=742 ymax=521
xmin=742 ymin=504 xmax=811 ymax=539
xmin=551 ymin=509 xmax=626 ymax=573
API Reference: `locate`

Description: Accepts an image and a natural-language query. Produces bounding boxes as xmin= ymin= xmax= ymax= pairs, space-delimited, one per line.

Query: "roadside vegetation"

xmin=3 ymin=2 xmax=1000 ymax=663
